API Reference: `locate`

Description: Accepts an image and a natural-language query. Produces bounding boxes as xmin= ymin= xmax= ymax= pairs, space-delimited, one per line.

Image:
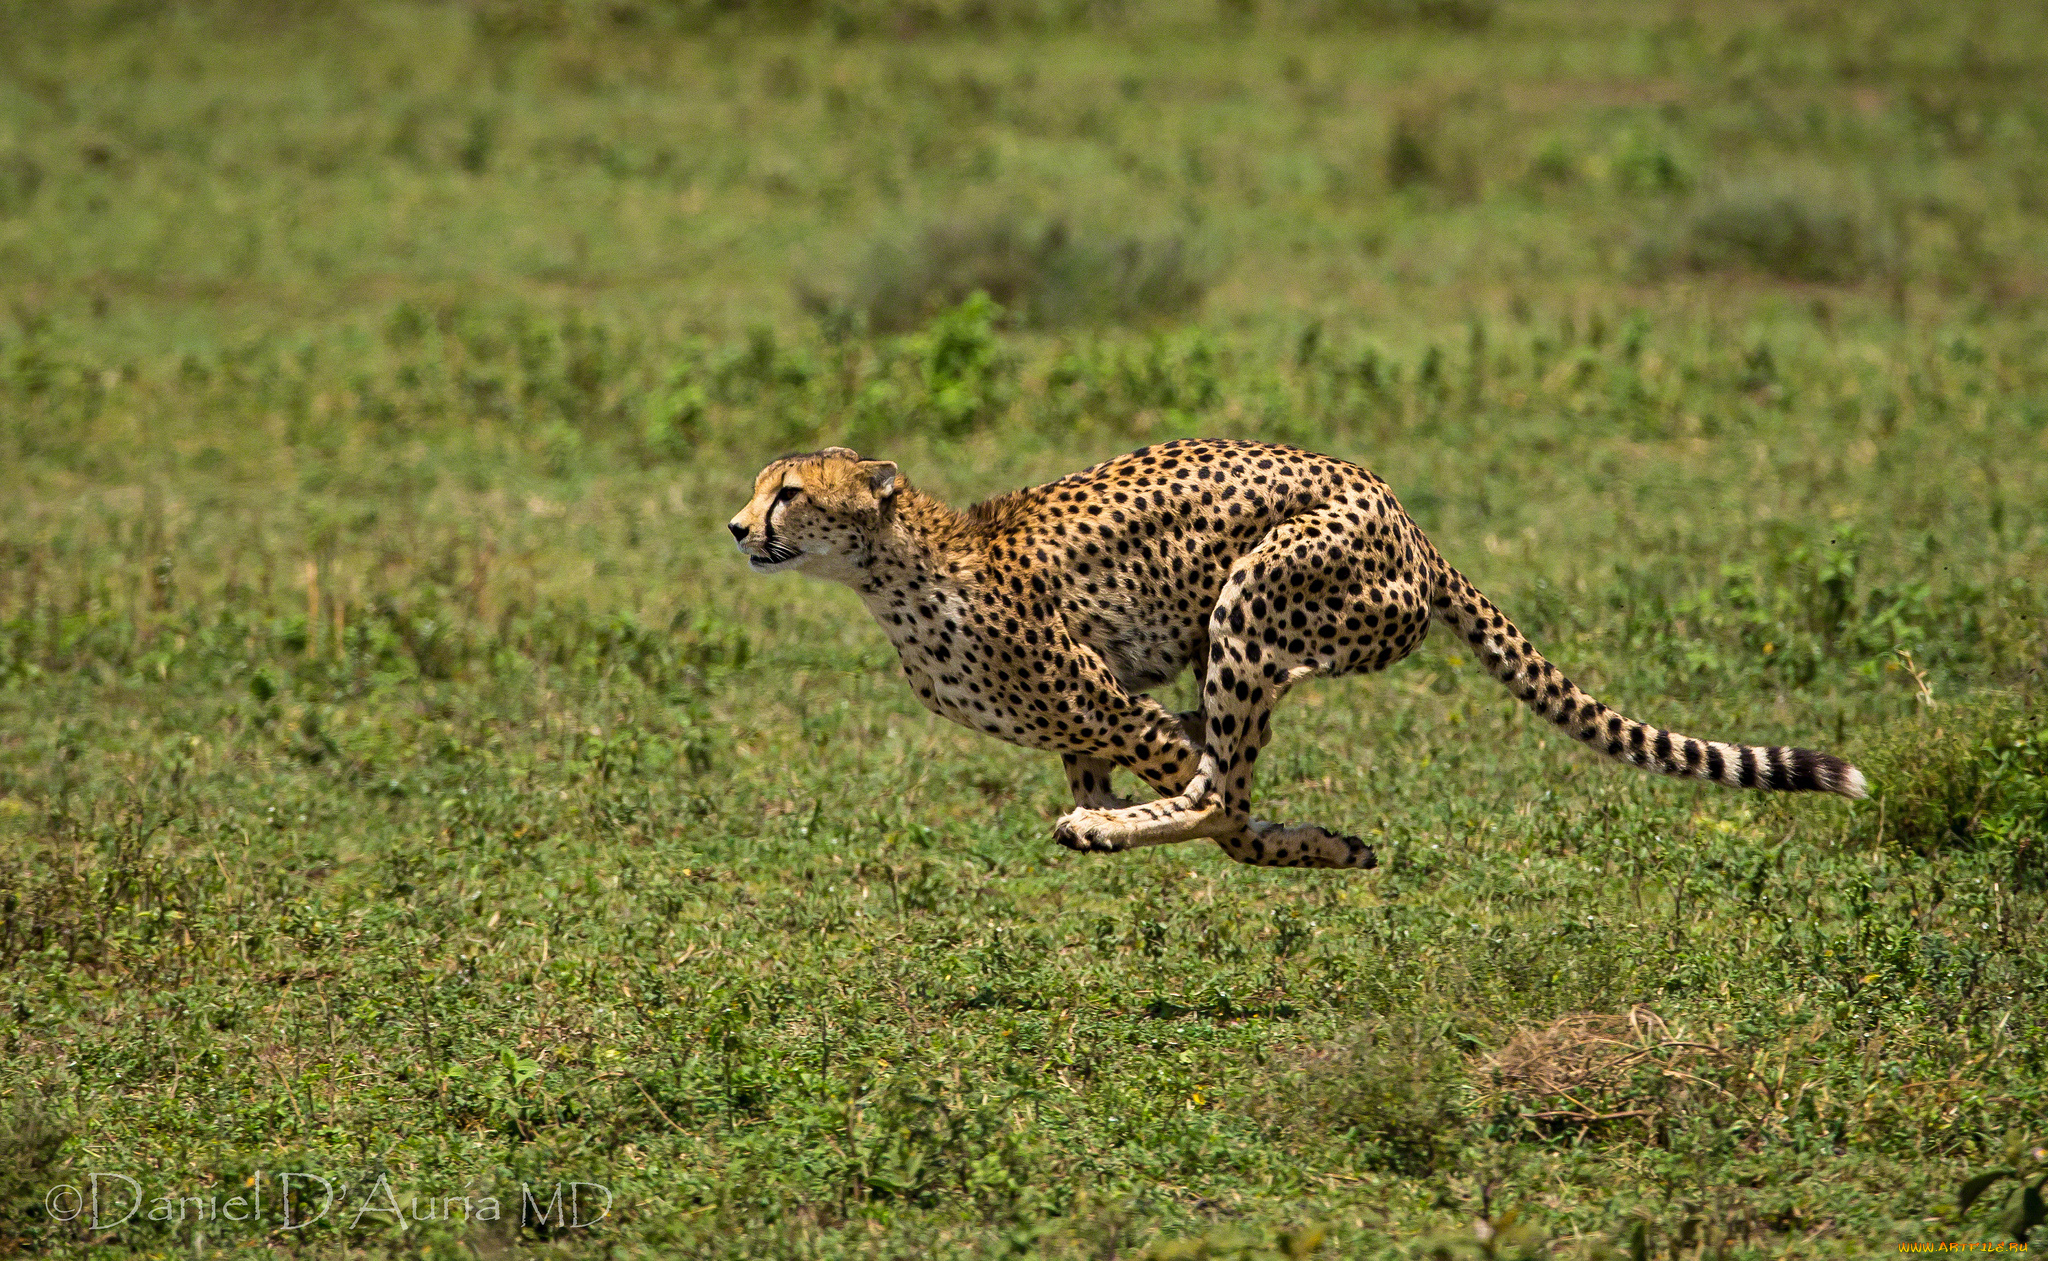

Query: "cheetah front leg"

xmin=1059 ymin=712 xmax=1204 ymax=810
xmin=1051 ymin=695 xmax=1244 ymax=853
xmin=1048 ymin=636 xmax=1372 ymax=868
xmin=1061 ymin=754 xmax=1134 ymax=810
xmin=1053 ymin=781 xmax=1243 ymax=852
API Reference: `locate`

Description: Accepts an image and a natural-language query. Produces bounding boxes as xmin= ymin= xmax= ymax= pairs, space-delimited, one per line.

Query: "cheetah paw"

xmin=1248 ymin=822 xmax=1378 ymax=869
xmin=1338 ymin=835 xmax=1378 ymax=869
xmin=1053 ymin=808 xmax=1124 ymax=853
xmin=1311 ymin=830 xmax=1378 ymax=869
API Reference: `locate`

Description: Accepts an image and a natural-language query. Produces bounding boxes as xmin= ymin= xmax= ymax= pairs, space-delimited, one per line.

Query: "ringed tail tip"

xmin=1839 ymin=765 xmax=1869 ymax=800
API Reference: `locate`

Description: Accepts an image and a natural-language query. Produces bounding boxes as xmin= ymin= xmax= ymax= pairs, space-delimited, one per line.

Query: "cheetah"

xmin=728 ymin=440 xmax=1866 ymax=869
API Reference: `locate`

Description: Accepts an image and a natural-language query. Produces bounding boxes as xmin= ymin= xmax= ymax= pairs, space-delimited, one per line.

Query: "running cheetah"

xmin=728 ymin=440 xmax=1866 ymax=869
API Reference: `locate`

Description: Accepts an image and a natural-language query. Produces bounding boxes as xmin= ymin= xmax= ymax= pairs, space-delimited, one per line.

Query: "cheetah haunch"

xmin=728 ymin=440 xmax=1866 ymax=869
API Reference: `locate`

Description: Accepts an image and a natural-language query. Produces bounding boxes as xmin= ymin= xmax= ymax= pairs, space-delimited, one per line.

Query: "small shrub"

xmin=1040 ymin=330 xmax=1224 ymax=433
xmin=1956 ymin=1140 xmax=2048 ymax=1245
xmin=1853 ymin=699 xmax=2047 ymax=857
xmin=830 ymin=217 xmax=1208 ymax=334
xmin=839 ymin=294 xmax=1020 ymax=441
xmin=1384 ymin=109 xmax=1478 ymax=199
xmin=1650 ymin=183 xmax=1879 ymax=283
xmin=1415 ymin=1210 xmax=1555 ymax=1261
xmin=0 ymin=153 xmax=43 ymax=216
xmin=1609 ymin=131 xmax=1690 ymax=195
xmin=640 ymin=371 xmax=708 ymax=459
xmin=1385 ymin=111 xmax=1440 ymax=190
xmin=907 ymin=291 xmax=1012 ymax=434
xmin=1525 ymin=139 xmax=1577 ymax=188
xmin=1318 ymin=0 xmax=1495 ymax=31
xmin=1254 ymin=1021 xmax=1468 ymax=1175
xmin=0 ymin=1101 xmax=69 ymax=1247
xmin=458 ymin=111 xmax=496 ymax=174
xmin=1141 ymin=1223 xmax=1327 ymax=1260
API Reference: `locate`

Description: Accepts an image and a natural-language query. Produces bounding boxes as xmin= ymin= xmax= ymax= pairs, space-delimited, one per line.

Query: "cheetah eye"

xmin=774 ymin=486 xmax=801 ymax=504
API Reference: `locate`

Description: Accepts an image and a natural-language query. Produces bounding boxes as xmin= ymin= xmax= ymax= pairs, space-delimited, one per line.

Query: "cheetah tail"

xmin=1430 ymin=567 xmax=1868 ymax=799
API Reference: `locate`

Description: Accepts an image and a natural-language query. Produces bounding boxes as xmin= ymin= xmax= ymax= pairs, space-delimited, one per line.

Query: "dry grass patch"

xmin=1475 ymin=1008 xmax=1755 ymax=1141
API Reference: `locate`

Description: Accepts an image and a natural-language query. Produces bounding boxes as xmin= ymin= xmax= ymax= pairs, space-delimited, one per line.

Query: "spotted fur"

xmin=729 ymin=440 xmax=1867 ymax=869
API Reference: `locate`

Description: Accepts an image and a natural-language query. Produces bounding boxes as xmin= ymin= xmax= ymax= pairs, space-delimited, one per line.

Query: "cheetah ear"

xmin=818 ymin=446 xmax=861 ymax=461
xmin=862 ymin=460 xmax=898 ymax=499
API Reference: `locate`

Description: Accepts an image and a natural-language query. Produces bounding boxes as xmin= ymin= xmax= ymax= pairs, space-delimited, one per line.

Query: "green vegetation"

xmin=1 ymin=0 xmax=2045 ymax=1256
xmin=1953 ymin=1139 xmax=2048 ymax=1246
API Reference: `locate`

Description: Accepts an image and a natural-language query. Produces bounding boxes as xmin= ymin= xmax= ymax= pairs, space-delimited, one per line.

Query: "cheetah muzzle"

xmin=728 ymin=440 xmax=1866 ymax=871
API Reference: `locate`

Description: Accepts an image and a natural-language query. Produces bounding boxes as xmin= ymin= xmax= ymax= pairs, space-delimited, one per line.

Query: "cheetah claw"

xmin=1053 ymin=810 xmax=1122 ymax=853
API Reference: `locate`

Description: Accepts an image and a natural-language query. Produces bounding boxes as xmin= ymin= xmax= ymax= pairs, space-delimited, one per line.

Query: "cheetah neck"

xmin=854 ymin=486 xmax=981 ymax=596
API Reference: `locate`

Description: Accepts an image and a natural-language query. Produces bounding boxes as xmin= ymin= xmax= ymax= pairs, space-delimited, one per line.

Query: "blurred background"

xmin=1 ymin=2 xmax=2045 ymax=1257
xmin=3 ymin=0 xmax=2041 ymax=639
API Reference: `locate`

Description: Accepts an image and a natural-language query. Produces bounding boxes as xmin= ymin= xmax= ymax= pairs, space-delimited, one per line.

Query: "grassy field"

xmin=2 ymin=0 xmax=2046 ymax=1256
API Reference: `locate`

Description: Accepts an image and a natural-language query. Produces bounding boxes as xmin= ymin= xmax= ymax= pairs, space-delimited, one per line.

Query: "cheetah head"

xmin=728 ymin=447 xmax=899 ymax=581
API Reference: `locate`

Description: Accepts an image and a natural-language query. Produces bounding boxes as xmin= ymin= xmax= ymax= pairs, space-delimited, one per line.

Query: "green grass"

xmin=2 ymin=1 xmax=2047 ymax=1256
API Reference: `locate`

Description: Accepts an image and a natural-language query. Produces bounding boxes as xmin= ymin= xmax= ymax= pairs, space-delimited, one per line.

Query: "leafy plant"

xmin=912 ymin=291 xmax=1012 ymax=434
xmin=1957 ymin=1141 xmax=2048 ymax=1244
xmin=1416 ymin=1208 xmax=1551 ymax=1260
xmin=0 ymin=1101 xmax=69 ymax=1250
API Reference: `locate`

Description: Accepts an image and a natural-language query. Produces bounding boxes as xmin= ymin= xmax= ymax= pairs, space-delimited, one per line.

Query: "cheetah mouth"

xmin=745 ymin=539 xmax=804 ymax=571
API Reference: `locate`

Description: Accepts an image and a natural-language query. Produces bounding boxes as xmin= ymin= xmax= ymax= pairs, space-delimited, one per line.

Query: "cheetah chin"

xmin=747 ymin=548 xmax=801 ymax=573
xmin=729 ymin=440 xmax=1867 ymax=870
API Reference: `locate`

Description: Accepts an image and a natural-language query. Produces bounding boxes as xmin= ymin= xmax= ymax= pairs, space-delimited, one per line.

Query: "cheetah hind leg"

xmin=1229 ymin=821 xmax=1377 ymax=869
xmin=1053 ymin=763 xmax=1375 ymax=866
xmin=1188 ymin=503 xmax=1401 ymax=872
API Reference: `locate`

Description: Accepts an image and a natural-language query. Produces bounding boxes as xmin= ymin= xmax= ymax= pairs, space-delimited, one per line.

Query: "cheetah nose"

xmin=728 ymin=521 xmax=749 ymax=544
